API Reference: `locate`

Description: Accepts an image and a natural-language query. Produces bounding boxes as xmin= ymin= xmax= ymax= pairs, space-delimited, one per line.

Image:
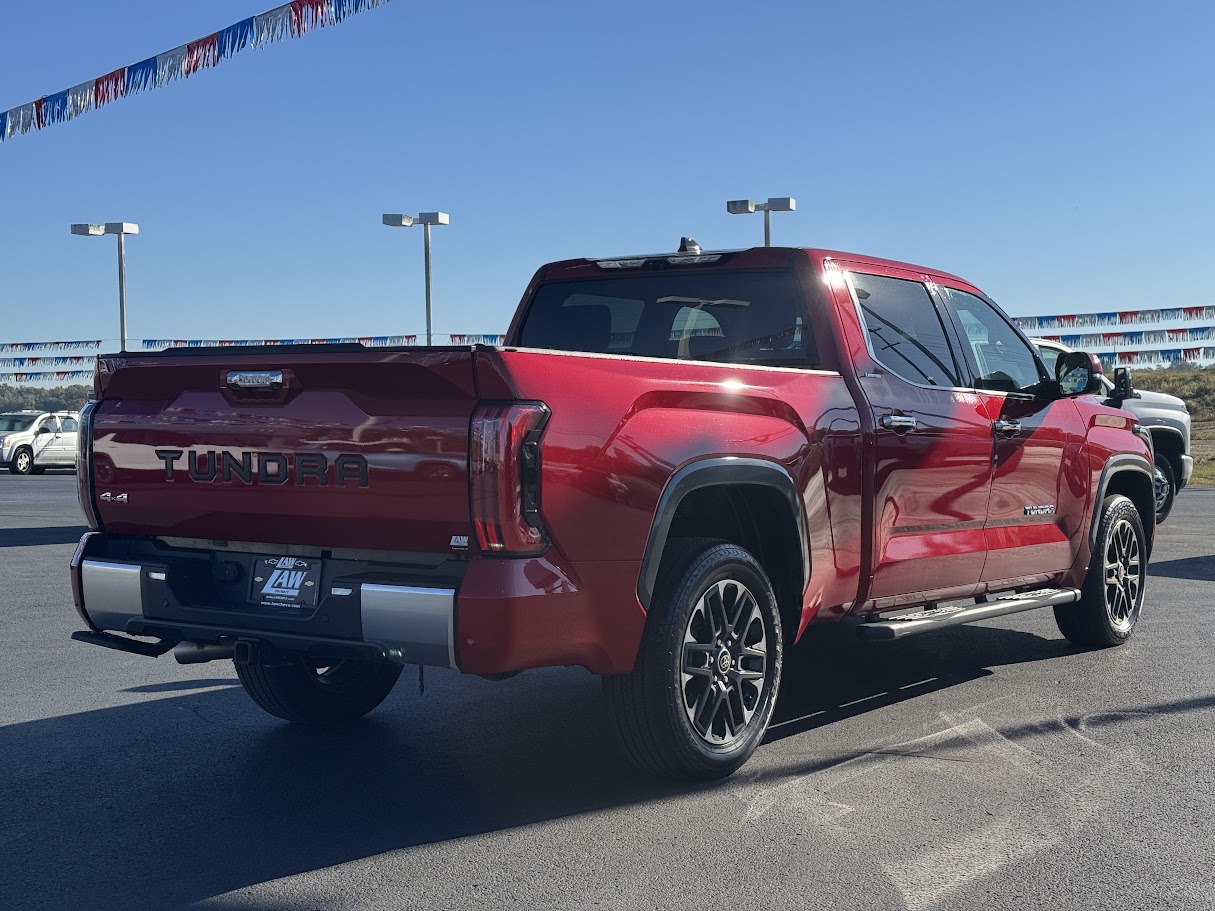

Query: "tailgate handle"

xmin=227 ymin=370 xmax=283 ymax=390
xmin=223 ymin=369 xmax=294 ymax=403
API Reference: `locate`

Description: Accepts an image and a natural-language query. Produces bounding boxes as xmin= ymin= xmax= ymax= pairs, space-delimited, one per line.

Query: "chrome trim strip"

xmin=360 ymin=584 xmax=456 ymax=669
xmin=81 ymin=559 xmax=144 ymax=632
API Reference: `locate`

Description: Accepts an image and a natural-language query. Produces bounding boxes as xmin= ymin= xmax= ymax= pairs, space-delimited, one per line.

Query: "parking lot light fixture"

xmin=725 ymin=197 xmax=796 ymax=247
xmin=382 ymin=211 xmax=450 ymax=345
xmin=71 ymin=221 xmax=139 ymax=351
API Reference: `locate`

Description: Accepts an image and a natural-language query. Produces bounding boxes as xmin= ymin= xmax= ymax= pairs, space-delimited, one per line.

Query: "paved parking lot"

xmin=2 ymin=473 xmax=1213 ymax=911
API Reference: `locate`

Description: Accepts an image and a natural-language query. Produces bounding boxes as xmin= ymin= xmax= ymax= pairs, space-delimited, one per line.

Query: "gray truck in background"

xmin=1034 ymin=339 xmax=1192 ymax=522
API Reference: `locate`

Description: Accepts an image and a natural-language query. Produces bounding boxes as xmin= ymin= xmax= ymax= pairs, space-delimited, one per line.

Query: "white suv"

xmin=0 ymin=411 xmax=81 ymax=475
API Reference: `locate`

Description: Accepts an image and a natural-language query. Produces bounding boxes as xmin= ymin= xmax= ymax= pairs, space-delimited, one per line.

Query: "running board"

xmin=856 ymin=588 xmax=1081 ymax=641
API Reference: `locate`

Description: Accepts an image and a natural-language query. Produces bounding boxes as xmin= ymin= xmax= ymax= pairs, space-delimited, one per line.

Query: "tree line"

xmin=0 ymin=384 xmax=91 ymax=414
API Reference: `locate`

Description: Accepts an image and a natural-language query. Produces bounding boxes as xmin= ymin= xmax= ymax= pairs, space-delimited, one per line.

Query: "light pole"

xmin=381 ymin=211 xmax=450 ymax=345
xmin=71 ymin=221 xmax=139 ymax=351
xmin=725 ymin=197 xmax=796 ymax=247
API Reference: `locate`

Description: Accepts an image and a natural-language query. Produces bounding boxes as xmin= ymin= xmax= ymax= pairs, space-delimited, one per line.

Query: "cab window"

xmin=850 ymin=272 xmax=961 ymax=387
xmin=520 ymin=271 xmax=818 ymax=368
xmin=939 ymin=287 xmax=1047 ymax=394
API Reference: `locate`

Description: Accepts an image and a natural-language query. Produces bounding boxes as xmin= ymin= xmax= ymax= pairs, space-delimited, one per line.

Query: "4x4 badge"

xmin=99 ymin=492 xmax=128 ymax=503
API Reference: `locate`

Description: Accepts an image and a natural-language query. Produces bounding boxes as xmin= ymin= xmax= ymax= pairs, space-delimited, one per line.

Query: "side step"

xmin=856 ymin=588 xmax=1081 ymax=641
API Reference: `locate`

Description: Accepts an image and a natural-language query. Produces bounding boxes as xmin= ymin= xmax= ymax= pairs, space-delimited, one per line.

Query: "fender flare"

xmin=637 ymin=457 xmax=810 ymax=608
xmin=1090 ymin=453 xmax=1155 ymax=550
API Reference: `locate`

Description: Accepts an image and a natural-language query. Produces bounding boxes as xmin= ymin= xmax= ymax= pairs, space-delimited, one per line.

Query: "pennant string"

xmin=2 ymin=0 xmax=394 ymax=143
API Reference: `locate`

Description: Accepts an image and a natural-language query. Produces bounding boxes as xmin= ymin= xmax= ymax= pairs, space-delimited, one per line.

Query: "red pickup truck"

xmin=70 ymin=242 xmax=1155 ymax=779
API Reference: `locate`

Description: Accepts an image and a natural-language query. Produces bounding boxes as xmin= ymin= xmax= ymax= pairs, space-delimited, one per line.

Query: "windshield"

xmin=0 ymin=415 xmax=37 ymax=433
xmin=518 ymin=270 xmax=819 ymax=368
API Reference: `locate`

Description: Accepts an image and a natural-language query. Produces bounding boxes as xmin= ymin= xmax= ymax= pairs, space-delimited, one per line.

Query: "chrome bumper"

xmin=1180 ymin=455 xmax=1194 ymax=489
xmin=78 ymin=558 xmax=456 ymax=668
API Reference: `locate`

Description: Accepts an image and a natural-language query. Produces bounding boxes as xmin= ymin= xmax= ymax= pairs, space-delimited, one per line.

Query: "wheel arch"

xmin=1147 ymin=426 xmax=1184 ymax=478
xmin=638 ymin=458 xmax=809 ymax=642
xmin=1094 ymin=455 xmax=1155 ymax=554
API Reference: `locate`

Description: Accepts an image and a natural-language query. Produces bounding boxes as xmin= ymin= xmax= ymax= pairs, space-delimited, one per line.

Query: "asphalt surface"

xmin=2 ymin=473 xmax=1213 ymax=911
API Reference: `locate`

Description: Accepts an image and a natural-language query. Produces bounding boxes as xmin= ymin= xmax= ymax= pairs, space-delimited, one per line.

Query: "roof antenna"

xmin=678 ymin=237 xmax=702 ymax=255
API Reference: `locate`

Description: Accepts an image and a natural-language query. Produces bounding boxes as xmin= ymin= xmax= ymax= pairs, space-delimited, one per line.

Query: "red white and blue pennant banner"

xmin=1039 ymin=326 xmax=1215 ymax=350
xmin=0 ymin=356 xmax=94 ymax=368
xmin=0 ymin=371 xmax=95 ymax=383
xmin=0 ymin=340 xmax=100 ymax=353
xmin=1015 ymin=306 xmax=1215 ymax=333
xmin=1 ymin=0 xmax=392 ymax=143
xmin=1098 ymin=347 xmax=1215 ymax=367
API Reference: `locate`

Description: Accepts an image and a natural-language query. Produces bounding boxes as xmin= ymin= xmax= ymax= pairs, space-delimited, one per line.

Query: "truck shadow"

xmin=1147 ymin=554 xmax=1215 ymax=582
xmin=766 ymin=620 xmax=1073 ymax=743
xmin=0 ymin=525 xmax=88 ymax=548
xmin=2 ymin=623 xmax=1203 ymax=911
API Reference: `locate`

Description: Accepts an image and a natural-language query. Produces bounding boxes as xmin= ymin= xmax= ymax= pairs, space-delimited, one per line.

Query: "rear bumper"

xmin=72 ymin=535 xmax=456 ymax=669
xmin=70 ymin=533 xmax=648 ymax=675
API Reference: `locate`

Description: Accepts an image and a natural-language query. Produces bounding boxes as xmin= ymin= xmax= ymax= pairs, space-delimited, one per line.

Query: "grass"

xmin=1135 ymin=366 xmax=1215 ymax=486
xmin=1187 ymin=419 xmax=1215 ymax=486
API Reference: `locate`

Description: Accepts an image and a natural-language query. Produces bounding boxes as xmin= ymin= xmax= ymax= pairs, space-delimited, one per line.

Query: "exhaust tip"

xmin=173 ymin=642 xmax=236 ymax=665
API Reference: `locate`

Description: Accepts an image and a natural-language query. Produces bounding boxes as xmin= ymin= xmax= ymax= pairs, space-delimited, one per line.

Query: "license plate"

xmin=250 ymin=556 xmax=322 ymax=608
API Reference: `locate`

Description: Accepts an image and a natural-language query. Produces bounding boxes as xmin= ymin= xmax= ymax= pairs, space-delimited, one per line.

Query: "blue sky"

xmin=1 ymin=0 xmax=1213 ymax=346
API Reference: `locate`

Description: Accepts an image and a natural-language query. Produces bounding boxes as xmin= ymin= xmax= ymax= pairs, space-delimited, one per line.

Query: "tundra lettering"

xmin=154 ymin=449 xmax=369 ymax=487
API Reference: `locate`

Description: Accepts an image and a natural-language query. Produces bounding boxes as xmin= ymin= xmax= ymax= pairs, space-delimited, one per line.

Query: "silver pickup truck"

xmin=1034 ymin=340 xmax=1192 ymax=522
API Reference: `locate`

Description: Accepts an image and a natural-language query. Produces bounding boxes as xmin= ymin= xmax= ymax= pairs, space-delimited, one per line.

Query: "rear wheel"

xmin=1153 ymin=459 xmax=1175 ymax=524
xmin=604 ymin=539 xmax=783 ymax=779
xmin=1055 ymin=495 xmax=1145 ymax=648
xmin=236 ymin=656 xmax=403 ymax=724
xmin=9 ymin=447 xmax=33 ymax=475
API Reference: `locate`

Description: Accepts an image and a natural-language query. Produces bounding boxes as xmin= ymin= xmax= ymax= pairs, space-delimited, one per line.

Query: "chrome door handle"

xmin=880 ymin=414 xmax=917 ymax=434
xmin=993 ymin=419 xmax=1021 ymax=437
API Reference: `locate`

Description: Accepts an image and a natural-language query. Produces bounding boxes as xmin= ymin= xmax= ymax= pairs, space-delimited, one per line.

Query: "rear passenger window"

xmin=519 ymin=271 xmax=819 ymax=368
xmin=850 ymin=273 xmax=961 ymax=387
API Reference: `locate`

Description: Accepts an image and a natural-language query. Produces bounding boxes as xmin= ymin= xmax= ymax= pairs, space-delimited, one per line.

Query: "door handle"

xmin=993 ymin=419 xmax=1021 ymax=437
xmin=880 ymin=414 xmax=917 ymax=434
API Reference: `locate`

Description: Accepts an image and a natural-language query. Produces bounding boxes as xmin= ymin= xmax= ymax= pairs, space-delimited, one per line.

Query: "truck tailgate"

xmin=89 ymin=348 xmax=477 ymax=554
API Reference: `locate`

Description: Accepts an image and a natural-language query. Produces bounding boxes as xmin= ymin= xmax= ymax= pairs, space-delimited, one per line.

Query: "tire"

xmin=1054 ymin=495 xmax=1146 ymax=648
xmin=9 ymin=447 xmax=33 ymax=475
xmin=604 ymin=538 xmax=783 ymax=780
xmin=1153 ymin=459 xmax=1176 ymax=524
xmin=235 ymin=656 xmax=403 ymax=725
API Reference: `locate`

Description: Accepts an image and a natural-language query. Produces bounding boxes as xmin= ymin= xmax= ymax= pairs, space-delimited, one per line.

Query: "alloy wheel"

xmin=1103 ymin=517 xmax=1143 ymax=632
xmin=680 ymin=579 xmax=770 ymax=746
xmin=15 ymin=451 xmax=31 ymax=473
xmin=1153 ymin=467 xmax=1170 ymax=514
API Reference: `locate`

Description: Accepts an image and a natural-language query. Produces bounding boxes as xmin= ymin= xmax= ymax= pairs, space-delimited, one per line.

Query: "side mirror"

xmin=1056 ymin=351 xmax=1104 ymax=397
xmin=1109 ymin=367 xmax=1137 ymax=407
xmin=37 ymin=425 xmax=53 ymax=435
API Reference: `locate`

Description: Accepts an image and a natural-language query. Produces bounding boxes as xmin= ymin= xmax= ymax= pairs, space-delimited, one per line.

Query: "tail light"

xmin=77 ymin=400 xmax=103 ymax=531
xmin=470 ymin=402 xmax=550 ymax=556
